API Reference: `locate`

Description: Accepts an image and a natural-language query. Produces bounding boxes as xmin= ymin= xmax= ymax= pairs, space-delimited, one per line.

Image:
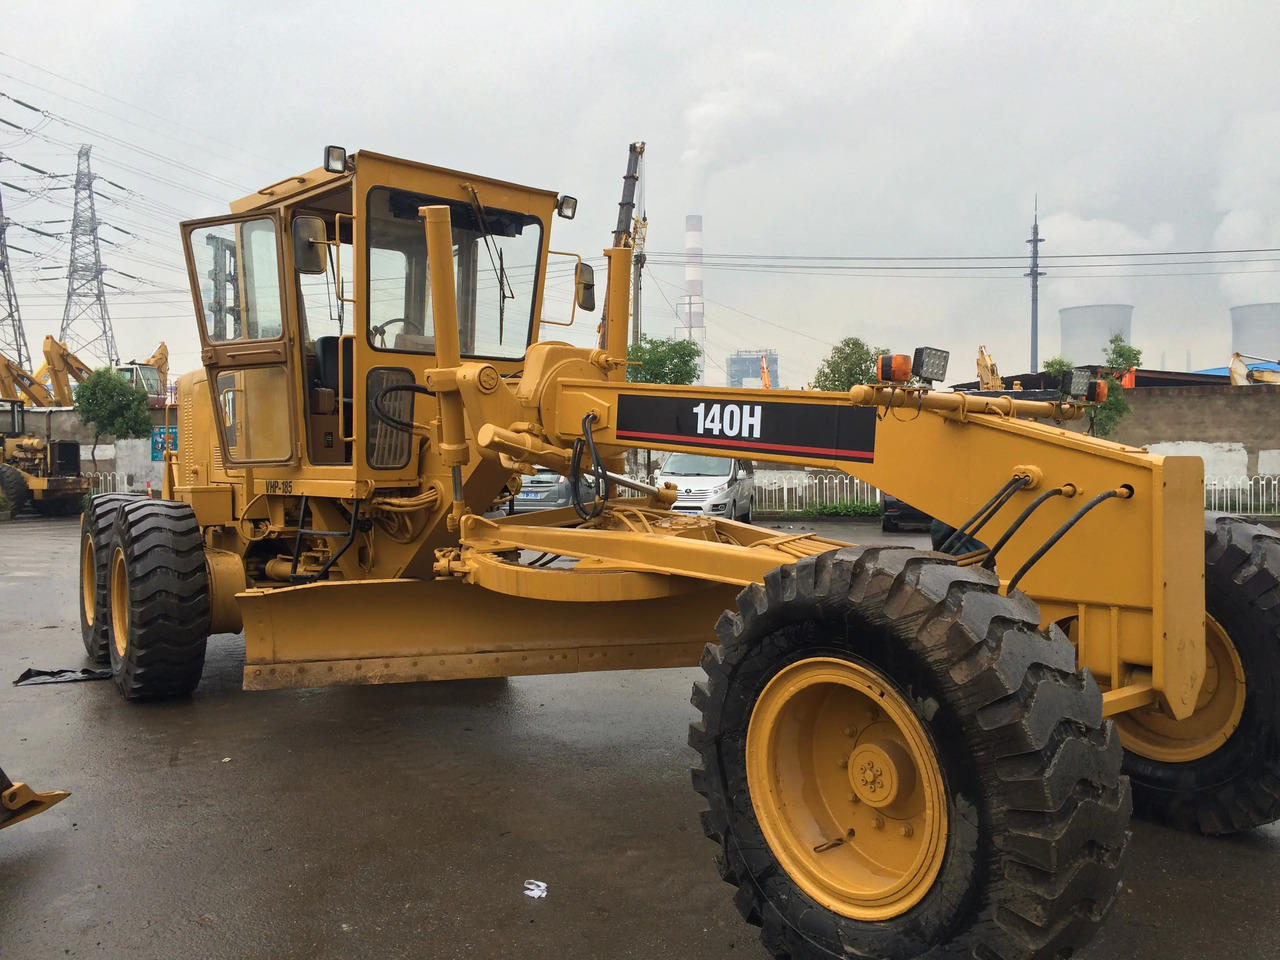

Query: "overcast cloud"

xmin=3 ymin=1 xmax=1279 ymax=383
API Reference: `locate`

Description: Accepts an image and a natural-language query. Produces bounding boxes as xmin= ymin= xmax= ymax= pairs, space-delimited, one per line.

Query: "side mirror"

xmin=736 ymin=469 xmax=747 ymax=480
xmin=292 ymin=216 xmax=329 ymax=275
xmin=576 ymin=262 xmax=596 ymax=312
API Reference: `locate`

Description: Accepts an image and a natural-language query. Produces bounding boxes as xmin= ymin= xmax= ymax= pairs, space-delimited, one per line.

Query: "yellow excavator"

xmin=1228 ymin=352 xmax=1280 ymax=385
xmin=77 ymin=145 xmax=1280 ymax=960
xmin=976 ymin=344 xmax=1003 ymax=390
xmin=0 ymin=349 xmax=57 ymax=406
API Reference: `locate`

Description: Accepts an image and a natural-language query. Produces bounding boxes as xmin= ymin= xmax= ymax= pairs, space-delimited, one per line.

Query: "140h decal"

xmin=615 ymin=394 xmax=876 ymax=463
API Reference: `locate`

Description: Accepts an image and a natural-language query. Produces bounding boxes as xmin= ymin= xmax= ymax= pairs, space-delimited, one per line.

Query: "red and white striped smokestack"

xmin=684 ymin=214 xmax=704 ymax=331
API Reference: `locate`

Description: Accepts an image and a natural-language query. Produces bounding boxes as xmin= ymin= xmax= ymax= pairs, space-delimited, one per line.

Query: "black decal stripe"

xmin=616 ymin=428 xmax=874 ymax=462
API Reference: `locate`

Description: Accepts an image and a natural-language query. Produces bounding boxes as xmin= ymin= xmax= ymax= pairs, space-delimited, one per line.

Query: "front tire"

xmin=108 ymin=499 xmax=211 ymax=700
xmin=691 ymin=547 xmax=1131 ymax=960
xmin=80 ymin=494 xmax=138 ymax=663
xmin=1120 ymin=515 xmax=1280 ymax=834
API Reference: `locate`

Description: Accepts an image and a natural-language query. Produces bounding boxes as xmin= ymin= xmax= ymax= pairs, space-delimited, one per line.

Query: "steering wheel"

xmin=371 ymin=318 xmax=424 ymax=347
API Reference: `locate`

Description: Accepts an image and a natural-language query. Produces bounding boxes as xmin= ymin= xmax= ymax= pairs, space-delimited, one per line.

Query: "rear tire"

xmin=691 ymin=547 xmax=1130 ymax=960
xmin=80 ymin=494 xmax=138 ymax=663
xmin=880 ymin=516 xmax=898 ymax=532
xmin=1121 ymin=515 xmax=1280 ymax=834
xmin=108 ymin=499 xmax=211 ymax=700
xmin=0 ymin=463 xmax=29 ymax=515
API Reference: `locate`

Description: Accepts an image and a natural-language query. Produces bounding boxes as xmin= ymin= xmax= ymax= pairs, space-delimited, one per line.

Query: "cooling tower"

xmin=1059 ymin=304 xmax=1133 ymax=366
xmin=1230 ymin=303 xmax=1280 ymax=360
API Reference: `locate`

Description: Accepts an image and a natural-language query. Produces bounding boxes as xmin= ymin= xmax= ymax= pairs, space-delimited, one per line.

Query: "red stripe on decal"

xmin=615 ymin=429 xmax=874 ymax=460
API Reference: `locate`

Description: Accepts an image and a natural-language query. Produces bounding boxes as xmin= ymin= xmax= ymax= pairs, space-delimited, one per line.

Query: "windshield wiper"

xmin=465 ymin=185 xmax=515 ymax=343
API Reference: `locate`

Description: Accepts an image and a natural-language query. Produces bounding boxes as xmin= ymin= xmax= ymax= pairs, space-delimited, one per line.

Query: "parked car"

xmin=880 ymin=493 xmax=932 ymax=532
xmin=655 ymin=454 xmax=754 ymax=522
xmin=511 ymin=466 xmax=597 ymax=513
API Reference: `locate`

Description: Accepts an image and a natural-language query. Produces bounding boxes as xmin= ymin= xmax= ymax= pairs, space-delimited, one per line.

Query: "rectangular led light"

xmin=1060 ymin=367 xmax=1091 ymax=398
xmin=912 ymin=346 xmax=949 ymax=383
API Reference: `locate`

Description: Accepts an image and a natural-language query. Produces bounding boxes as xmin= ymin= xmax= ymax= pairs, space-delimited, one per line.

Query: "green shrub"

xmin=790 ymin=499 xmax=881 ymax=517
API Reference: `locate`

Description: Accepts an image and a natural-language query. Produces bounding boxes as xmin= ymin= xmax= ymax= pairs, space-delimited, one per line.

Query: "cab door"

xmin=182 ymin=212 xmax=299 ymax=467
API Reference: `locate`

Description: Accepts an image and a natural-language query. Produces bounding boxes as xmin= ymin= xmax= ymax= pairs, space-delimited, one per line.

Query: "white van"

xmin=655 ymin=454 xmax=755 ymax=523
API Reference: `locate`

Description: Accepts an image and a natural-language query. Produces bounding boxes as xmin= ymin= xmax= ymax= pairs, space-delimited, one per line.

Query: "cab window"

xmin=189 ymin=218 xmax=284 ymax=342
xmin=365 ymin=186 xmax=542 ymax=360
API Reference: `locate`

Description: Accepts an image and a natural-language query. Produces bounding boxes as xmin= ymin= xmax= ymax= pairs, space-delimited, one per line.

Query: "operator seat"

xmin=314 ymin=336 xmax=353 ymax=437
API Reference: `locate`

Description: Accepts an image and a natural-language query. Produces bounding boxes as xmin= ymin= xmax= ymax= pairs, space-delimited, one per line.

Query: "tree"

xmin=811 ymin=336 xmax=888 ymax=392
xmin=1041 ymin=356 xmax=1074 ymax=380
xmin=1092 ymin=333 xmax=1143 ymax=439
xmin=75 ymin=368 xmax=153 ymax=469
xmin=627 ymin=336 xmax=702 ymax=385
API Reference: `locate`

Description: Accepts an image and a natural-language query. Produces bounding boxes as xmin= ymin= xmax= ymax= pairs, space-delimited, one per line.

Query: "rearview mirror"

xmin=576 ymin=262 xmax=596 ymax=312
xmin=292 ymin=216 xmax=329 ymax=275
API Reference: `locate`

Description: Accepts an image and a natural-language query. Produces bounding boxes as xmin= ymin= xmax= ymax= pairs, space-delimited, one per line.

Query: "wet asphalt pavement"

xmin=3 ymin=515 xmax=1280 ymax=959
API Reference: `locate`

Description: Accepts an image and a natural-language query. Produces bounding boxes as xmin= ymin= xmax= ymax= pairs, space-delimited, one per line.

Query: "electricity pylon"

xmin=0 ymin=181 xmax=31 ymax=369
xmin=59 ymin=144 xmax=118 ymax=367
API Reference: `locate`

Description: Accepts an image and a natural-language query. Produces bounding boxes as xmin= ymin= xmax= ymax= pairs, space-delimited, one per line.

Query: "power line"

xmin=646 ymin=246 xmax=1280 ymax=262
xmin=0 ymin=52 xmax=285 ymax=172
xmin=0 ymin=90 xmax=254 ymax=193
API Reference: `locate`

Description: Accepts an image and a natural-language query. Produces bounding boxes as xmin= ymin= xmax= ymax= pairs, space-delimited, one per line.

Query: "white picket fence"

xmin=1205 ymin=476 xmax=1280 ymax=516
xmin=85 ymin=472 xmax=156 ymax=496
xmin=751 ymin=473 xmax=882 ymax=513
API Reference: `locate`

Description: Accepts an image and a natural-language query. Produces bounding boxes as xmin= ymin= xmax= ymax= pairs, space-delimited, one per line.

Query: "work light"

xmin=323 ymin=145 xmax=348 ymax=174
xmin=1060 ymin=367 xmax=1091 ymax=398
xmin=556 ymin=195 xmax=578 ymax=219
xmin=912 ymin=346 xmax=950 ymax=384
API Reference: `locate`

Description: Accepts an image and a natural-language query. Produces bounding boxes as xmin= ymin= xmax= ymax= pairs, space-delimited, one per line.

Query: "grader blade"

xmin=0 ymin=764 xmax=68 ymax=831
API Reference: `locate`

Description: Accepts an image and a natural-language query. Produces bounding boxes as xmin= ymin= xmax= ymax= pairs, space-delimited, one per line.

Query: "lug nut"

xmin=871 ymin=816 xmax=884 ymax=830
xmin=844 ymin=725 xmax=857 ymax=737
xmin=838 ymin=756 xmax=848 ymax=769
xmin=900 ymin=825 xmax=914 ymax=838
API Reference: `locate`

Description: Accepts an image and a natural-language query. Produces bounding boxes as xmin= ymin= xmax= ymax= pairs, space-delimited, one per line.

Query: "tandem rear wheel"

xmin=80 ymin=494 xmax=137 ymax=662
xmin=106 ymin=499 xmax=211 ymax=700
xmin=1115 ymin=515 xmax=1280 ymax=834
xmin=691 ymin=546 xmax=1131 ymax=960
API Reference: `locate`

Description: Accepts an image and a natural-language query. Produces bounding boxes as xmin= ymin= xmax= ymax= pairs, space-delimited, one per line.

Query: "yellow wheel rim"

xmin=746 ymin=657 xmax=948 ymax=921
xmin=81 ymin=533 xmax=97 ymax=628
xmin=110 ymin=547 xmax=129 ymax=660
xmin=1116 ymin=614 xmax=1246 ymax=763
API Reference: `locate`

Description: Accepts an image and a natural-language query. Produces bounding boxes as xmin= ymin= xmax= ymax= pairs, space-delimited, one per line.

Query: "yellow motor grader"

xmin=1 ymin=398 xmax=91 ymax=516
xmin=78 ymin=146 xmax=1280 ymax=959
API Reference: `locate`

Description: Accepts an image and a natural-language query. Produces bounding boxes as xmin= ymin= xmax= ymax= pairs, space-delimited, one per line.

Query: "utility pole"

xmin=59 ymin=144 xmax=118 ymax=368
xmin=0 ymin=181 xmax=32 ymax=370
xmin=1025 ymin=198 xmax=1045 ymax=374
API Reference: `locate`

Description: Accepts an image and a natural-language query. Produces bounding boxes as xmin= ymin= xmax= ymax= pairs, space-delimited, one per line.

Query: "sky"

xmin=2 ymin=1 xmax=1279 ymax=387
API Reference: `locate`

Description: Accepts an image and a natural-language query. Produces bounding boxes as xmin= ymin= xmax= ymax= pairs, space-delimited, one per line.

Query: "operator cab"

xmin=180 ymin=148 xmax=585 ymax=483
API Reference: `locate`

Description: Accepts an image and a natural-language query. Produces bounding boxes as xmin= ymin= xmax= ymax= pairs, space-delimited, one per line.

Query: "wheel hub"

xmin=1115 ymin=613 xmax=1246 ymax=764
xmin=746 ymin=657 xmax=948 ymax=921
xmin=849 ymin=740 xmax=915 ymax=808
xmin=81 ymin=533 xmax=96 ymax=628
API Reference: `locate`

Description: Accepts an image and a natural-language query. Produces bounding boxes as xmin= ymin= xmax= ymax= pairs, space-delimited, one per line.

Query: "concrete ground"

xmin=3 ymin=514 xmax=1280 ymax=959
